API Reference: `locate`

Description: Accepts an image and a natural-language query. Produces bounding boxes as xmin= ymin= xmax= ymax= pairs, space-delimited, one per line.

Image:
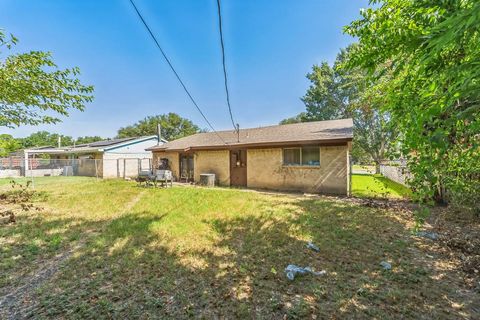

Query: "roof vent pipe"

xmin=58 ymin=136 xmax=61 ymax=148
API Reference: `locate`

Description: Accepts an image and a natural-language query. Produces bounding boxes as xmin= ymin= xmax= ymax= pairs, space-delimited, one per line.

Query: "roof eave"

xmin=151 ymin=137 xmax=352 ymax=153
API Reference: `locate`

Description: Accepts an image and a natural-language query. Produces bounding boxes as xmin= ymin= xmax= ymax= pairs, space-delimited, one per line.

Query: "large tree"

xmin=1 ymin=133 xmax=106 ymax=153
xmin=75 ymin=136 xmax=104 ymax=145
xmin=18 ymin=132 xmax=104 ymax=149
xmin=20 ymin=131 xmax=74 ymax=149
xmin=281 ymin=47 xmax=396 ymax=171
xmin=117 ymin=113 xmax=201 ymax=141
xmin=345 ymin=0 xmax=480 ymax=210
xmin=0 ymin=30 xmax=93 ymax=128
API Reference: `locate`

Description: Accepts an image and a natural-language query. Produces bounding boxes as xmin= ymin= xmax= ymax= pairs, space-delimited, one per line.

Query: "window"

xmin=283 ymin=147 xmax=320 ymax=166
xmin=283 ymin=148 xmax=301 ymax=165
xmin=301 ymin=147 xmax=320 ymax=166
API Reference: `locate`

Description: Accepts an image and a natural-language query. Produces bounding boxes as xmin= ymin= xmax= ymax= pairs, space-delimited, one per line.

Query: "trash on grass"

xmin=415 ymin=231 xmax=439 ymax=240
xmin=284 ymin=264 xmax=326 ymax=280
xmin=380 ymin=261 xmax=392 ymax=270
xmin=306 ymin=241 xmax=320 ymax=252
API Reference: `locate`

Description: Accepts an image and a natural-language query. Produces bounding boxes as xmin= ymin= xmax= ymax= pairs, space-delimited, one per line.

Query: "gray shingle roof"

xmin=148 ymin=118 xmax=353 ymax=151
xmin=73 ymin=137 xmax=137 ymax=148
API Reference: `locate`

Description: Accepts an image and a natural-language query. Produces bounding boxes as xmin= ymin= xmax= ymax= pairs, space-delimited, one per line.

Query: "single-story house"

xmin=147 ymin=118 xmax=353 ymax=195
xmin=21 ymin=135 xmax=165 ymax=178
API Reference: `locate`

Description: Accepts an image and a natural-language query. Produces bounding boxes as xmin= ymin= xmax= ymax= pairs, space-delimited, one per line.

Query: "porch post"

xmin=24 ymin=150 xmax=29 ymax=177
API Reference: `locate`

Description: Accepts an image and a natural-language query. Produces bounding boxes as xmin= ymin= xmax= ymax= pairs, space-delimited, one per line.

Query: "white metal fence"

xmin=379 ymin=160 xmax=411 ymax=186
xmin=0 ymin=157 xmax=152 ymax=179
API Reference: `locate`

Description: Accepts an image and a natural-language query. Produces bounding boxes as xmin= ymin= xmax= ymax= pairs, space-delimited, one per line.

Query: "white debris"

xmin=284 ymin=264 xmax=326 ymax=280
xmin=380 ymin=261 xmax=392 ymax=270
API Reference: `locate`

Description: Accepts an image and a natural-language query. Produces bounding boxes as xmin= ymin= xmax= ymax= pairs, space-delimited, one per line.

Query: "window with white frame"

xmin=283 ymin=147 xmax=320 ymax=166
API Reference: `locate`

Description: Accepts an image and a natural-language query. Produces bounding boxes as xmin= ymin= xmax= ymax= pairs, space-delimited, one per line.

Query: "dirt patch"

xmin=431 ymin=209 xmax=480 ymax=287
xmin=324 ymin=194 xmax=479 ymax=311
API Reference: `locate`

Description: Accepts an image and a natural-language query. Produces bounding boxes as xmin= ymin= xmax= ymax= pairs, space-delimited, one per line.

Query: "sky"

xmin=1 ymin=0 xmax=369 ymax=139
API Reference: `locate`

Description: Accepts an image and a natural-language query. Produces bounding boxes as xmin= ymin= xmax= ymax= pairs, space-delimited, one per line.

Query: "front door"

xmin=230 ymin=149 xmax=247 ymax=187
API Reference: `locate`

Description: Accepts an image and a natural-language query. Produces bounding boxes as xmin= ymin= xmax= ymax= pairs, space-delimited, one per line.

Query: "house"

xmin=20 ymin=136 xmax=165 ymax=178
xmin=147 ymin=118 xmax=353 ymax=195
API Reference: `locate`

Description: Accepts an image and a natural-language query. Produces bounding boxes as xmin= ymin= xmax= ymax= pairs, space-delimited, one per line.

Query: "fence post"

xmin=348 ymin=152 xmax=352 ymax=197
xmin=24 ymin=151 xmax=29 ymax=177
xmin=30 ymin=158 xmax=35 ymax=189
xmin=95 ymin=159 xmax=98 ymax=180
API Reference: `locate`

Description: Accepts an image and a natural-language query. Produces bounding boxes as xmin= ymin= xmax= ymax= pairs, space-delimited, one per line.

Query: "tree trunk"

xmin=375 ymin=162 xmax=381 ymax=174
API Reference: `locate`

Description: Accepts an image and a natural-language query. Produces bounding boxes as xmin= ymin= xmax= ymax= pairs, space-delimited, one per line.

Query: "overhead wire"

xmin=215 ymin=0 xmax=238 ymax=132
xmin=128 ymin=0 xmax=227 ymax=144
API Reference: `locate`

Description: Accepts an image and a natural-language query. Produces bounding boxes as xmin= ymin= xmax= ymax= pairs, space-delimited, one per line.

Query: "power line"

xmin=128 ymin=0 xmax=227 ymax=144
xmin=215 ymin=0 xmax=237 ymax=131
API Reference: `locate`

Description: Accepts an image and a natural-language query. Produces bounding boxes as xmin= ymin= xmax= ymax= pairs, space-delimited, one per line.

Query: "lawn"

xmin=352 ymin=164 xmax=376 ymax=174
xmin=0 ymin=177 xmax=476 ymax=318
xmin=352 ymin=174 xmax=411 ymax=199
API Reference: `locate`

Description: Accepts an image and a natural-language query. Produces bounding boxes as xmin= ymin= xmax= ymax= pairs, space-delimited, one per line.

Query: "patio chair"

xmin=155 ymin=170 xmax=173 ymax=188
xmin=136 ymin=170 xmax=155 ymax=187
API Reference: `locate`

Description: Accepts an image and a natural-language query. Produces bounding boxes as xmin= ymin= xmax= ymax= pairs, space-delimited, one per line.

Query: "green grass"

xmin=352 ymin=174 xmax=411 ymax=199
xmin=0 ymin=178 xmax=470 ymax=318
xmin=0 ymin=176 xmax=94 ymax=187
xmin=352 ymin=164 xmax=375 ymax=172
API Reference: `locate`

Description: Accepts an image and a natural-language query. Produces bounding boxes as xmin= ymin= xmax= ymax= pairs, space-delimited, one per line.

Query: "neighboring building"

xmin=147 ymin=119 xmax=353 ymax=195
xmin=21 ymin=136 xmax=165 ymax=178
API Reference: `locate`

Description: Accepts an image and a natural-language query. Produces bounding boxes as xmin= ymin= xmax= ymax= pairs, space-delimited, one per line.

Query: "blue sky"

xmin=1 ymin=0 xmax=368 ymax=138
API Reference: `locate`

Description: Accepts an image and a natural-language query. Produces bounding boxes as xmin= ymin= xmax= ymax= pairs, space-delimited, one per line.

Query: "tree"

xmin=301 ymin=62 xmax=350 ymax=121
xmin=75 ymin=136 xmax=104 ymax=145
xmin=117 ymin=113 xmax=201 ymax=141
xmin=0 ymin=29 xmax=94 ymax=128
xmin=281 ymin=46 xmax=395 ymax=172
xmin=0 ymin=134 xmax=20 ymax=156
xmin=20 ymin=131 xmax=73 ymax=149
xmin=279 ymin=112 xmax=307 ymax=125
xmin=345 ymin=0 xmax=480 ymax=210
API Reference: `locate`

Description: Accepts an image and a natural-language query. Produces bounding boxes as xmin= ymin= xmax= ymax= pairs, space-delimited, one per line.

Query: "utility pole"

xmin=236 ymin=123 xmax=240 ymax=143
xmin=157 ymin=123 xmax=162 ymax=145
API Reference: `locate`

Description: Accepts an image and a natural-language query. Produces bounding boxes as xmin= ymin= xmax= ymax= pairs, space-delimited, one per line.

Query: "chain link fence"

xmin=0 ymin=157 xmax=152 ymax=179
xmin=379 ymin=159 xmax=411 ymax=186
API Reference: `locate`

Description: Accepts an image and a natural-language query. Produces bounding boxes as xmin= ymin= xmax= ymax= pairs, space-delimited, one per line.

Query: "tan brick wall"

xmin=153 ymin=145 xmax=348 ymax=194
xmin=247 ymin=146 xmax=348 ymax=195
xmin=194 ymin=150 xmax=230 ymax=186
xmin=152 ymin=151 xmax=180 ymax=180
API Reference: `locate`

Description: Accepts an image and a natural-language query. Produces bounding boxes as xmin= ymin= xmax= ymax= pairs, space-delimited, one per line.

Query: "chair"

xmin=136 ymin=170 xmax=155 ymax=187
xmin=155 ymin=170 xmax=173 ymax=188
